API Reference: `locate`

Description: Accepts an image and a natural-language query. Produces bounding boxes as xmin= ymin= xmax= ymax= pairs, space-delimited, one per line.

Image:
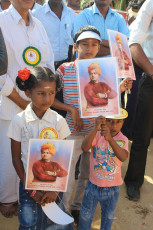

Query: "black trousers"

xmin=122 ymin=64 xmax=143 ymax=140
xmin=124 ymin=73 xmax=153 ymax=187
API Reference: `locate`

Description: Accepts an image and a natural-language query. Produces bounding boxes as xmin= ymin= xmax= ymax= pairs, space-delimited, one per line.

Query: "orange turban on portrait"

xmin=41 ymin=142 xmax=55 ymax=156
xmin=115 ymin=34 xmax=122 ymax=45
xmin=88 ymin=62 xmax=101 ymax=75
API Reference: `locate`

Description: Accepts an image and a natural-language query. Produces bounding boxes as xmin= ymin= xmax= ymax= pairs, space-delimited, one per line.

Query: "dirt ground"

xmin=0 ymin=139 xmax=153 ymax=230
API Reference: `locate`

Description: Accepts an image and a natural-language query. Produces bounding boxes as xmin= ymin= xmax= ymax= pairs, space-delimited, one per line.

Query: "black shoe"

xmin=71 ymin=210 xmax=80 ymax=226
xmin=127 ymin=185 xmax=140 ymax=201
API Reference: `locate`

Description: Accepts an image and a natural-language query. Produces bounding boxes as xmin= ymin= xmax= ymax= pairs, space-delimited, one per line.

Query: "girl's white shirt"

xmin=7 ymin=104 xmax=71 ymax=171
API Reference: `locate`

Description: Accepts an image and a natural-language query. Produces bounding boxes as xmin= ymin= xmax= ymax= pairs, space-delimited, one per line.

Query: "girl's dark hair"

xmin=74 ymin=25 xmax=101 ymax=43
xmin=16 ymin=66 xmax=61 ymax=92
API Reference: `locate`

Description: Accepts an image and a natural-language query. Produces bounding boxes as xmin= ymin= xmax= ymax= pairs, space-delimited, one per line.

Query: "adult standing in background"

xmin=33 ymin=0 xmax=75 ymax=70
xmin=33 ymin=0 xmax=75 ymax=117
xmin=122 ymin=0 xmax=146 ymax=140
xmin=0 ymin=0 xmax=54 ymax=218
xmin=0 ymin=0 xmax=10 ymax=110
xmin=0 ymin=28 xmax=7 ymax=77
xmin=73 ymin=0 xmax=129 ymax=57
xmin=0 ymin=0 xmax=10 ymax=11
xmin=124 ymin=0 xmax=153 ymax=201
xmin=70 ymin=0 xmax=129 ymax=223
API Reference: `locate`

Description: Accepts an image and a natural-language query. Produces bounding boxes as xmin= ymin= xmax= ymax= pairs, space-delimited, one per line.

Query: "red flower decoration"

xmin=18 ymin=68 xmax=30 ymax=81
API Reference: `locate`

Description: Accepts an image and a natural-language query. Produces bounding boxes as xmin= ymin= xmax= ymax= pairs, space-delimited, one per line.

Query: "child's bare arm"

xmin=81 ymin=128 xmax=97 ymax=152
xmin=52 ymin=99 xmax=83 ymax=131
xmin=11 ymin=139 xmax=25 ymax=184
xmin=101 ymin=126 xmax=129 ymax=162
xmin=82 ymin=116 xmax=106 ymax=152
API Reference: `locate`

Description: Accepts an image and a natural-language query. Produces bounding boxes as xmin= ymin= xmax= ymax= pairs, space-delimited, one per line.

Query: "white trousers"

xmin=0 ymin=120 xmax=18 ymax=203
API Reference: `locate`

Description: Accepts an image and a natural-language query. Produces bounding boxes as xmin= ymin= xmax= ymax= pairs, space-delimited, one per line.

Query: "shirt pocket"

xmin=63 ymin=23 xmax=73 ymax=45
xmin=35 ymin=40 xmax=49 ymax=66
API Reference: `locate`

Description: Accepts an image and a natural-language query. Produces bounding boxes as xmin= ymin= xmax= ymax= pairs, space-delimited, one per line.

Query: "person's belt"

xmin=54 ymin=58 xmax=69 ymax=70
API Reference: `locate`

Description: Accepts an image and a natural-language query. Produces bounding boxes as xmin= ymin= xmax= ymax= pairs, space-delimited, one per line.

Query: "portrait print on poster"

xmin=108 ymin=29 xmax=135 ymax=80
xmin=25 ymin=139 xmax=74 ymax=192
xmin=76 ymin=57 xmax=120 ymax=118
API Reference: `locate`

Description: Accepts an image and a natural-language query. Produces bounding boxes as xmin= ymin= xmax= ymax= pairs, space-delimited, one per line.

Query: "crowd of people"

xmin=0 ymin=0 xmax=152 ymax=229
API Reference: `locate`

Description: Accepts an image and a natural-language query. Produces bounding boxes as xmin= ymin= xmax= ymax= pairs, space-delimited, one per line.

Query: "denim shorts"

xmin=18 ymin=182 xmax=74 ymax=230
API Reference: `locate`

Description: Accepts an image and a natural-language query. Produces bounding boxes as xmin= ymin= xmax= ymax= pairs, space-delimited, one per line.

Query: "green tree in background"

xmin=120 ymin=0 xmax=130 ymax=10
xmin=80 ymin=0 xmax=90 ymax=9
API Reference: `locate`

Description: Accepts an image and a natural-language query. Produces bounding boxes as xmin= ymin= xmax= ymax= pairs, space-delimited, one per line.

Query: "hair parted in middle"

xmin=41 ymin=142 xmax=55 ymax=156
xmin=16 ymin=66 xmax=61 ymax=92
xmin=88 ymin=62 xmax=101 ymax=75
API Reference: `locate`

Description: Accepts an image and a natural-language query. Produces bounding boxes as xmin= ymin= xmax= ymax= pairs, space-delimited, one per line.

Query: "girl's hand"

xmin=40 ymin=191 xmax=59 ymax=206
xmin=100 ymin=124 xmax=111 ymax=141
xmin=95 ymin=116 xmax=106 ymax=130
xmin=28 ymin=190 xmax=44 ymax=205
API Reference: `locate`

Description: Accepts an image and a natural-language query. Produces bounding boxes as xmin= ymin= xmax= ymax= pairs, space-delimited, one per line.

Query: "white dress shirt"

xmin=31 ymin=2 xmax=42 ymax=13
xmin=33 ymin=3 xmax=75 ymax=61
xmin=7 ymin=104 xmax=71 ymax=172
xmin=0 ymin=5 xmax=55 ymax=120
xmin=129 ymin=0 xmax=153 ymax=64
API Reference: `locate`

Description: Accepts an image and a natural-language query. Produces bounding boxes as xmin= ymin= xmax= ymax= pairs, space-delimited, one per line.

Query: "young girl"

xmin=79 ymin=109 xmax=129 ymax=230
xmin=7 ymin=66 xmax=72 ymax=230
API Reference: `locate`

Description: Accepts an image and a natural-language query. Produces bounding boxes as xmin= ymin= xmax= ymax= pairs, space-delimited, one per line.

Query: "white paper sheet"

xmin=42 ymin=202 xmax=74 ymax=225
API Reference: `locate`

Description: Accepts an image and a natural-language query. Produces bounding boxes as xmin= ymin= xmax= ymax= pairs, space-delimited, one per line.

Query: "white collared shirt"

xmin=33 ymin=3 xmax=75 ymax=61
xmin=31 ymin=2 xmax=42 ymax=13
xmin=129 ymin=0 xmax=153 ymax=64
xmin=0 ymin=5 xmax=55 ymax=120
xmin=7 ymin=104 xmax=71 ymax=171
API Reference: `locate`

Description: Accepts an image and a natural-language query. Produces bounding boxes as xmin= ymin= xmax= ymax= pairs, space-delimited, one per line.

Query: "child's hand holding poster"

xmin=108 ymin=29 xmax=135 ymax=80
xmin=76 ymin=57 xmax=120 ymax=118
xmin=25 ymin=139 xmax=74 ymax=192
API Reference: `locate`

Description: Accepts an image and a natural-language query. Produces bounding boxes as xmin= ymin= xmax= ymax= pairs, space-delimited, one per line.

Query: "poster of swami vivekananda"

xmin=76 ymin=57 xmax=120 ymax=118
xmin=25 ymin=139 xmax=74 ymax=192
